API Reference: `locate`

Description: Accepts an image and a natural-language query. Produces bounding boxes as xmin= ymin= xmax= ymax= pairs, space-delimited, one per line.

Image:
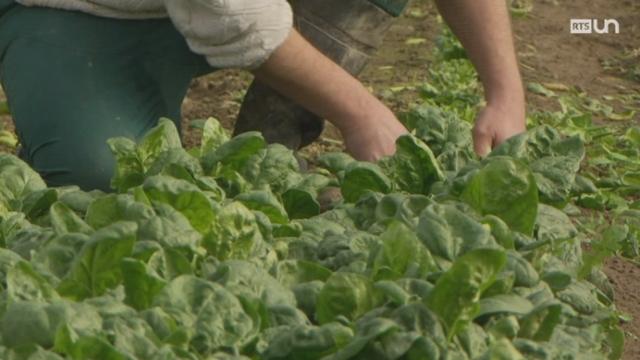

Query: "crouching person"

xmin=0 ymin=0 xmax=525 ymax=191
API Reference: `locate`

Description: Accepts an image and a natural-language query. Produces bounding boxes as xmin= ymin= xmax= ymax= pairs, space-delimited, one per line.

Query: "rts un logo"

xmin=570 ymin=19 xmax=620 ymax=34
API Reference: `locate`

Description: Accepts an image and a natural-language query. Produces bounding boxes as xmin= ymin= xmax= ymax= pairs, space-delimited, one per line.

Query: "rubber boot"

xmin=233 ymin=0 xmax=410 ymax=150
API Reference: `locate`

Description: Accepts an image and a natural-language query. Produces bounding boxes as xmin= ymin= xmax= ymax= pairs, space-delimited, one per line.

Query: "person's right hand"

xmin=254 ymin=30 xmax=409 ymax=162
xmin=339 ymin=106 xmax=409 ymax=162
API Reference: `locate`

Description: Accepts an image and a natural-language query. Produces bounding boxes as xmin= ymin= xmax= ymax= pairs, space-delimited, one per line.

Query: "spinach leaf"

xmin=461 ymin=156 xmax=539 ymax=236
xmin=427 ymin=248 xmax=506 ymax=339
xmin=316 ymin=272 xmax=380 ymax=324
xmin=57 ymin=222 xmax=137 ymax=300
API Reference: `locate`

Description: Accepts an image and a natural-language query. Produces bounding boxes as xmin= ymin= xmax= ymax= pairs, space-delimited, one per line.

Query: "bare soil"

xmin=606 ymin=257 xmax=640 ymax=360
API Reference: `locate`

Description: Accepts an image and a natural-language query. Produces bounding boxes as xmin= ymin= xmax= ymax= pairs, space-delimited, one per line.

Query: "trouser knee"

xmin=22 ymin=138 xmax=117 ymax=192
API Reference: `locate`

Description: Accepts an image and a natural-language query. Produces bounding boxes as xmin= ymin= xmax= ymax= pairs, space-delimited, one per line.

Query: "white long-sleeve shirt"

xmin=15 ymin=0 xmax=293 ymax=69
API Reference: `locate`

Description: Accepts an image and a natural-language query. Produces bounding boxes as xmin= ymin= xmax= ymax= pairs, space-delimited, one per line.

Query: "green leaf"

xmin=374 ymin=281 xmax=410 ymax=306
xmin=202 ymin=131 xmax=266 ymax=175
xmin=85 ymin=194 xmax=155 ymax=230
xmin=535 ymin=204 xmax=577 ymax=243
xmin=203 ymin=202 xmax=264 ymax=261
xmin=137 ymin=203 xmax=202 ymax=251
xmin=274 ymin=260 xmax=332 ymax=288
xmin=0 ymin=100 xmax=9 ymax=115
xmin=145 ymin=148 xmax=203 ymax=180
xmin=622 ymin=172 xmax=640 ymax=187
xmin=317 ymin=152 xmax=356 ymax=175
xmin=6 ymin=261 xmax=59 ymax=303
xmin=482 ymin=215 xmax=515 ymax=250
xmin=104 ymin=316 xmax=166 ymax=359
xmin=107 ymin=119 xmax=184 ymax=192
xmin=579 ymin=225 xmax=624 ymax=279
xmin=527 ymin=82 xmax=556 ymax=97
xmin=107 ymin=137 xmax=145 ymax=193
xmin=417 ymin=203 xmax=494 ymax=261
xmin=487 ymin=315 xmax=520 ymax=339
xmin=461 ymin=156 xmax=539 ymax=235
xmin=505 ymin=251 xmax=540 ymax=288
xmin=3 ymin=301 xmax=102 ymax=353
xmin=55 ymin=323 xmax=131 ymax=360
xmin=200 ymin=117 xmax=230 ymax=155
xmin=23 ymin=348 xmax=66 ymax=360
xmin=281 ymin=188 xmax=320 ymax=220
xmin=426 ymin=248 xmax=507 ymax=339
xmin=624 ymin=126 xmax=640 ymax=145
xmin=374 ymin=193 xmax=431 ymax=228
xmin=239 ymin=144 xmax=301 ymax=195
xmin=0 ymin=154 xmax=47 ymax=211
xmin=457 ymin=323 xmax=489 ymax=358
xmin=491 ymin=127 xmax=585 ymax=205
xmin=152 ymin=275 xmax=257 ymax=354
xmin=381 ymin=134 xmax=445 ymax=194
xmin=137 ymin=118 xmax=182 ymax=169
xmin=49 ymin=202 xmax=93 ymax=235
xmin=209 ymin=260 xmax=297 ymax=309
xmin=4 ymin=224 xmax=56 ymax=261
xmin=21 ymin=189 xmax=58 ymax=222
xmin=262 ymin=323 xmax=353 ymax=360
xmin=557 ymin=281 xmax=605 ymax=315
xmin=147 ymin=247 xmax=194 ymax=281
xmin=57 ymin=222 xmax=137 ymax=300
xmin=342 ymin=162 xmax=392 ymax=203
xmin=401 ymin=105 xmax=473 ymax=160
xmin=2 ymin=301 xmax=58 ymax=349
xmin=323 ymin=318 xmax=402 ymax=360
xmin=316 ymin=272 xmax=380 ymax=324
xmin=518 ymin=302 xmax=563 ymax=341
xmin=0 ymin=130 xmax=17 ymax=148
xmin=235 ymin=190 xmax=289 ymax=224
xmin=369 ymin=222 xmax=436 ymax=281
xmin=143 ymin=176 xmax=216 ymax=234
xmin=531 ymin=155 xmax=583 ymax=205
xmin=31 ymin=233 xmax=89 ymax=280
xmin=121 ymin=258 xmax=166 ymax=311
xmin=476 ymin=294 xmax=534 ymax=318
xmin=481 ymin=338 xmax=525 ymax=360
xmin=605 ymin=325 xmax=625 ymax=360
xmin=58 ymin=189 xmax=98 ymax=214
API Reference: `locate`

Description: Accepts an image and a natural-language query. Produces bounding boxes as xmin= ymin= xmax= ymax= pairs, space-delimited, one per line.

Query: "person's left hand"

xmin=472 ymin=101 xmax=526 ymax=157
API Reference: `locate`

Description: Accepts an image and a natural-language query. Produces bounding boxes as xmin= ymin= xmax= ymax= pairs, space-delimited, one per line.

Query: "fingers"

xmin=473 ymin=126 xmax=493 ymax=158
xmin=342 ymin=110 xmax=408 ymax=162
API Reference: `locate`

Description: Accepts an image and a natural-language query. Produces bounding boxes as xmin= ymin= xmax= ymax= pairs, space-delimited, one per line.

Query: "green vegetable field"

xmin=0 ymin=111 xmax=631 ymax=359
xmin=0 ymin=1 xmax=638 ymax=359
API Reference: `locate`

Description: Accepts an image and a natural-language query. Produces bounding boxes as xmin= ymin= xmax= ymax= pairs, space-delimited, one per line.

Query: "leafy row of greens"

xmin=0 ymin=112 xmax=625 ymax=359
xmin=423 ymin=23 xmax=639 ymax=261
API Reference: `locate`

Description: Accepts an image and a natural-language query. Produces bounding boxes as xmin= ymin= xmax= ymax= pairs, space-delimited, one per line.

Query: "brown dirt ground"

xmin=605 ymin=257 xmax=640 ymax=360
xmin=0 ymin=0 xmax=638 ymax=358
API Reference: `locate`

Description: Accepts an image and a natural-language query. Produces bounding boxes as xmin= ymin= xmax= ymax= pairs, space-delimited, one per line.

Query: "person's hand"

xmin=339 ymin=106 xmax=409 ymax=162
xmin=472 ymin=101 xmax=526 ymax=157
xmin=253 ymin=30 xmax=408 ymax=162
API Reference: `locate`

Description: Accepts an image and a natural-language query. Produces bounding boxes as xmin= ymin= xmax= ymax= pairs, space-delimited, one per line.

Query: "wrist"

xmin=334 ymin=95 xmax=390 ymax=134
xmin=483 ymin=89 xmax=527 ymax=127
xmin=485 ymin=78 xmax=525 ymax=107
xmin=487 ymin=89 xmax=525 ymax=116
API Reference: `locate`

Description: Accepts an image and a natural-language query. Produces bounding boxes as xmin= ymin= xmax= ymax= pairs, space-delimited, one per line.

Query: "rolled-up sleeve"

xmin=165 ymin=0 xmax=293 ymax=69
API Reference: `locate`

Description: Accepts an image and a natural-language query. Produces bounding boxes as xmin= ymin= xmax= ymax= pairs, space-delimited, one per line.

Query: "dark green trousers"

xmin=0 ymin=3 xmax=213 ymax=191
